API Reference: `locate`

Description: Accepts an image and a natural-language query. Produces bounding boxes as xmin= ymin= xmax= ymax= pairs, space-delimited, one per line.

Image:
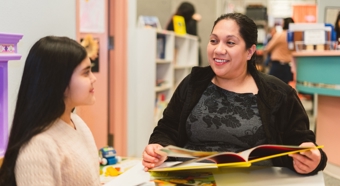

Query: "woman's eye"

xmin=210 ymin=39 xmax=217 ymax=44
xmin=227 ymin=41 xmax=235 ymax=45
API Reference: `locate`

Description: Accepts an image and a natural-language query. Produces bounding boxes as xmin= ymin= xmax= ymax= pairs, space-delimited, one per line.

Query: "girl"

xmin=0 ymin=36 xmax=100 ymax=186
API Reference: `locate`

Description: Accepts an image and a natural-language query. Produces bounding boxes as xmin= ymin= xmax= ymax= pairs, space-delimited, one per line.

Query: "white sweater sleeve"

xmin=15 ymin=135 xmax=62 ymax=186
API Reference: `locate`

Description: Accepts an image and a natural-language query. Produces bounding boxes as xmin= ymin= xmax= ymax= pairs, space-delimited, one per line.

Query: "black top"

xmin=149 ymin=65 xmax=327 ymax=175
xmin=184 ymin=82 xmax=265 ymax=152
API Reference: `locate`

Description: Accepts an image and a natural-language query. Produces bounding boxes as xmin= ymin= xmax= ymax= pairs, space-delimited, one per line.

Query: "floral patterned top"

xmin=185 ymin=82 xmax=267 ymax=153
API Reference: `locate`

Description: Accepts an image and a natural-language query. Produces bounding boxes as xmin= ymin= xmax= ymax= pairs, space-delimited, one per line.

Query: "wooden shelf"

xmin=156 ymin=59 xmax=172 ymax=64
xmin=155 ymin=84 xmax=172 ymax=92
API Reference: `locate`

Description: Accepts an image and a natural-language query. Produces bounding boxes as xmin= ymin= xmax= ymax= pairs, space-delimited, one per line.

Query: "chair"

xmin=0 ymin=156 xmax=3 ymax=167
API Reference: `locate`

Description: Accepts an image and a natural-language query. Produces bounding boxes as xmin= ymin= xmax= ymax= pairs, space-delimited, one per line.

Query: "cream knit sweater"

xmin=14 ymin=113 xmax=100 ymax=186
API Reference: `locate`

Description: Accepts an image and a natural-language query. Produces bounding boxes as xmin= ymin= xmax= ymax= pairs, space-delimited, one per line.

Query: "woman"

xmin=265 ymin=17 xmax=295 ymax=84
xmin=166 ymin=2 xmax=200 ymax=35
xmin=166 ymin=1 xmax=202 ymax=66
xmin=0 ymin=36 xmax=100 ymax=186
xmin=142 ymin=13 xmax=327 ymax=175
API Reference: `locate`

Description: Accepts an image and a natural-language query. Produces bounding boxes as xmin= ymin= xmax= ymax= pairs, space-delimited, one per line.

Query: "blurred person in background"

xmin=264 ymin=17 xmax=295 ymax=84
xmin=166 ymin=1 xmax=202 ymax=66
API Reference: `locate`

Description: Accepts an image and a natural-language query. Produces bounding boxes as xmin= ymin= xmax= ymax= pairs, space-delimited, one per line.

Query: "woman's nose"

xmin=215 ymin=44 xmax=227 ymax=55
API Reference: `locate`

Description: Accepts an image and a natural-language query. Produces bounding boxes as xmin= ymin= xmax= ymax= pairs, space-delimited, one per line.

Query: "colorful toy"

xmin=99 ymin=146 xmax=118 ymax=165
xmin=104 ymin=167 xmax=122 ymax=177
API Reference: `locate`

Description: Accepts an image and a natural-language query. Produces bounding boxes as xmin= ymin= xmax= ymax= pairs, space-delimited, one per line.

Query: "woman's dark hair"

xmin=175 ymin=2 xmax=195 ymax=22
xmin=212 ymin=13 xmax=258 ymax=71
xmin=283 ymin=17 xmax=295 ymax=30
xmin=334 ymin=12 xmax=340 ymax=41
xmin=0 ymin=36 xmax=87 ymax=185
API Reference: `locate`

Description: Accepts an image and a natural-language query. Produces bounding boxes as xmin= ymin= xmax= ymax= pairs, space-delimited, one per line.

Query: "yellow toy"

xmin=104 ymin=167 xmax=122 ymax=177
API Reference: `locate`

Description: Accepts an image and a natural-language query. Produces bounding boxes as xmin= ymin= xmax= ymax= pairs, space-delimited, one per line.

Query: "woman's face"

xmin=64 ymin=57 xmax=96 ymax=108
xmin=207 ymin=19 xmax=255 ymax=79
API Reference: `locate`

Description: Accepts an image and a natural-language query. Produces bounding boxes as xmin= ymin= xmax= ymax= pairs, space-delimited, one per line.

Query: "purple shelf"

xmin=0 ymin=32 xmax=23 ymax=157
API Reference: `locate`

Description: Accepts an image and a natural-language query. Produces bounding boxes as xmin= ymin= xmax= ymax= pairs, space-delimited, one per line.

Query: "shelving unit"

xmin=0 ymin=33 xmax=23 ymax=158
xmin=129 ymin=28 xmax=198 ymax=157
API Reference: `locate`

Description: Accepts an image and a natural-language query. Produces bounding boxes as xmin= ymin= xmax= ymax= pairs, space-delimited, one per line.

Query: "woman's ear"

xmin=247 ymin=44 xmax=256 ymax=60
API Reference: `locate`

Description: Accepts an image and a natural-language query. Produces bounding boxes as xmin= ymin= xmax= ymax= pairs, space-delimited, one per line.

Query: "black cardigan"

xmin=149 ymin=65 xmax=327 ymax=175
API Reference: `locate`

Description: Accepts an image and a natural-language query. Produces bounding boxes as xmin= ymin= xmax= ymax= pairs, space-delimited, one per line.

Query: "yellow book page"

xmin=247 ymin=145 xmax=324 ymax=164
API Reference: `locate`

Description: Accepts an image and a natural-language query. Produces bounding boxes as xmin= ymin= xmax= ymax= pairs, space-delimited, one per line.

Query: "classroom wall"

xmin=317 ymin=0 xmax=340 ymax=23
xmin=0 ymin=0 xmax=77 ymax=132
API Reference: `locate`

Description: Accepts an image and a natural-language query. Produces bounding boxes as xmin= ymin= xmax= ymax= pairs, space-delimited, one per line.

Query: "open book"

xmin=150 ymin=144 xmax=323 ymax=172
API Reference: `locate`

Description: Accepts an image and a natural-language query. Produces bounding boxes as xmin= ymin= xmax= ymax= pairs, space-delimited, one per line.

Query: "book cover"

xmin=150 ymin=144 xmax=323 ymax=172
xmin=151 ymin=171 xmax=216 ymax=186
xmin=173 ymin=15 xmax=186 ymax=35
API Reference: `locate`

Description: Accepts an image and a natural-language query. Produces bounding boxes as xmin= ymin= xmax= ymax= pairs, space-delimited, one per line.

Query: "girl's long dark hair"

xmin=0 ymin=36 xmax=87 ymax=186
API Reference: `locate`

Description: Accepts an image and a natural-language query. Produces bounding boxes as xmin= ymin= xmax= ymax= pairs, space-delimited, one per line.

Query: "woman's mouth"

xmin=214 ymin=58 xmax=229 ymax=63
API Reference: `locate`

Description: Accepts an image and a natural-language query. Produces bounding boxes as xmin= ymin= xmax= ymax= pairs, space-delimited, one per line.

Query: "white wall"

xmin=0 ymin=0 xmax=77 ymax=131
xmin=127 ymin=0 xmax=138 ymax=157
xmin=317 ymin=0 xmax=340 ymax=24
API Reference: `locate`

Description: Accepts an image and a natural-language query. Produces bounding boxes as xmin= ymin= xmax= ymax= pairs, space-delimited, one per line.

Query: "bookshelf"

xmin=130 ymin=28 xmax=198 ymax=157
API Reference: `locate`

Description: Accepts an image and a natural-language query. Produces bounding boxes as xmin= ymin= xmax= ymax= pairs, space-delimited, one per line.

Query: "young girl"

xmin=0 ymin=36 xmax=100 ymax=186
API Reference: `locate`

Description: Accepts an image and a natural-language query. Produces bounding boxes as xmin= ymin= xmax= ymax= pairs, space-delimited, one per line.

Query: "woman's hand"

xmin=289 ymin=142 xmax=321 ymax=174
xmin=142 ymin=144 xmax=167 ymax=171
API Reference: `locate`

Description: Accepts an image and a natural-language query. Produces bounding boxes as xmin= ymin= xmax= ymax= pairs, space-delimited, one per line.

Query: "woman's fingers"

xmin=142 ymin=144 xmax=167 ymax=171
xmin=289 ymin=142 xmax=321 ymax=174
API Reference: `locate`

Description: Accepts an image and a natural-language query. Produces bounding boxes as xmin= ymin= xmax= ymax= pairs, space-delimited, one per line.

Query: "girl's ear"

xmin=247 ymin=44 xmax=256 ymax=60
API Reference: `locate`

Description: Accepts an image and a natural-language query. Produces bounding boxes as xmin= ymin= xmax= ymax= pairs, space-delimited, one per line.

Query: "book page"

xmin=238 ymin=144 xmax=323 ymax=163
xmin=156 ymin=144 xmax=323 ymax=171
xmin=158 ymin=145 xmax=218 ymax=158
xmin=150 ymin=161 xmax=217 ymax=172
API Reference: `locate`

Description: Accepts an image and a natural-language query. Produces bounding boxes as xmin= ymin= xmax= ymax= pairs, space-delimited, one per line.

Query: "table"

xmin=103 ymin=161 xmax=325 ymax=186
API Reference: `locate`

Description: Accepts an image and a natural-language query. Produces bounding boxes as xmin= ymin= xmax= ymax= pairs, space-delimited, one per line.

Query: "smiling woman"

xmin=142 ymin=13 xmax=327 ymax=176
xmin=207 ymin=16 xmax=257 ymax=94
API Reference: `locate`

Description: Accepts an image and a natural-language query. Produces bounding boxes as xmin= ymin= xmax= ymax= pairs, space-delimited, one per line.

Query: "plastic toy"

xmin=104 ymin=167 xmax=121 ymax=177
xmin=99 ymin=146 xmax=118 ymax=165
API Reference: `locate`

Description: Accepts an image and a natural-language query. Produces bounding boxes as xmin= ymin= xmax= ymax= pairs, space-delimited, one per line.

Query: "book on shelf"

xmin=149 ymin=144 xmax=323 ymax=172
xmin=156 ymin=34 xmax=166 ymax=59
xmin=173 ymin=15 xmax=186 ymax=35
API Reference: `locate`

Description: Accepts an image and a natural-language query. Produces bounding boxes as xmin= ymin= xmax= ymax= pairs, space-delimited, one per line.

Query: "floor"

xmin=301 ymin=98 xmax=340 ymax=186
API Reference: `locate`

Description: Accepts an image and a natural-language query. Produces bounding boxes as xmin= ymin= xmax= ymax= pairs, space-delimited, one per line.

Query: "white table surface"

xmin=213 ymin=166 xmax=325 ymax=186
xmin=104 ymin=161 xmax=325 ymax=186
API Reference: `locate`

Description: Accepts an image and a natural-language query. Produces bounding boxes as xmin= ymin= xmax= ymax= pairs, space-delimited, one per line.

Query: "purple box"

xmin=0 ymin=32 xmax=23 ymax=157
